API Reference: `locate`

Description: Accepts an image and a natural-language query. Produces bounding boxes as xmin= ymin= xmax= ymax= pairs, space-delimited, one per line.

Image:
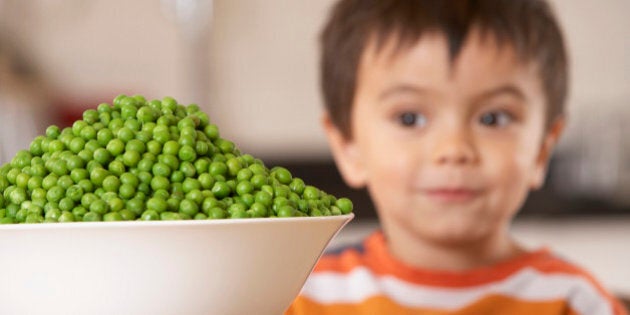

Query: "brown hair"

xmin=320 ymin=0 xmax=568 ymax=138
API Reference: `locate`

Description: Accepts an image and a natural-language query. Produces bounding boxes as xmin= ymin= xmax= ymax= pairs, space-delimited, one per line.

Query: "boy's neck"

xmin=382 ymin=223 xmax=525 ymax=272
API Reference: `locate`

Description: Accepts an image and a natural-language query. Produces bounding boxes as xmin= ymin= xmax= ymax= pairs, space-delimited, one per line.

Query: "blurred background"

xmin=0 ymin=0 xmax=628 ymax=301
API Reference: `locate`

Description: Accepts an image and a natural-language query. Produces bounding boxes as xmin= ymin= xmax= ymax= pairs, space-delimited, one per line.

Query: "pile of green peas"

xmin=0 ymin=95 xmax=353 ymax=224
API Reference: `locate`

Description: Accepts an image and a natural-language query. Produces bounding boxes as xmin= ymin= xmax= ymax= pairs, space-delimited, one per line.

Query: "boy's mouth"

xmin=422 ymin=188 xmax=482 ymax=203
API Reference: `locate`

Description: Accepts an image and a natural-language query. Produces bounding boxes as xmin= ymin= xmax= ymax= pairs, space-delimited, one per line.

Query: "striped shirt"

xmin=286 ymin=232 xmax=628 ymax=315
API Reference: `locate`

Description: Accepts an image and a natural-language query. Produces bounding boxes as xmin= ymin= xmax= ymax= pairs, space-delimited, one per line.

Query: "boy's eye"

xmin=397 ymin=112 xmax=427 ymax=128
xmin=479 ymin=111 xmax=513 ymax=127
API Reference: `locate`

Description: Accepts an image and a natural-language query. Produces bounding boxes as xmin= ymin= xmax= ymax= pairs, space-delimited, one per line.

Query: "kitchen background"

xmin=0 ymin=0 xmax=628 ymax=300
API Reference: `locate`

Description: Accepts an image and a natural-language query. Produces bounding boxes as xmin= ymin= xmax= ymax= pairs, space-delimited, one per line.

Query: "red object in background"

xmin=51 ymin=93 xmax=128 ymax=128
xmin=54 ymin=102 xmax=84 ymax=128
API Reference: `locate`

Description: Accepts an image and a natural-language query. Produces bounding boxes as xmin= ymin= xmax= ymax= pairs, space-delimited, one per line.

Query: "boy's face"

xmin=325 ymin=30 xmax=564 ymax=247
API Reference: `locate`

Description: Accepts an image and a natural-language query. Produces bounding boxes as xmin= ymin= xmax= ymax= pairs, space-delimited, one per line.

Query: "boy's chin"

xmin=409 ymin=219 xmax=502 ymax=248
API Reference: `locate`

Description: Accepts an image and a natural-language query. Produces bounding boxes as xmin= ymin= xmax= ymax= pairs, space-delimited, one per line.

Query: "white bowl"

xmin=0 ymin=214 xmax=353 ymax=315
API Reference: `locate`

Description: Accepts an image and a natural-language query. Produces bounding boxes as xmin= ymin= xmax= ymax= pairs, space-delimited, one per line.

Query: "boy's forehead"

xmin=357 ymin=27 xmax=545 ymax=104
xmin=362 ymin=28 xmax=534 ymax=75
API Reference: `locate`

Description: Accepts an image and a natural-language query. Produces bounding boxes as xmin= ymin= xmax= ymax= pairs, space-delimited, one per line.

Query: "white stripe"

xmin=300 ymin=267 xmax=613 ymax=315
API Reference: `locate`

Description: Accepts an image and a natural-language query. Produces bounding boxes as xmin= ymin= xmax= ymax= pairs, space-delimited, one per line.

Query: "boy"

xmin=287 ymin=0 xmax=628 ymax=314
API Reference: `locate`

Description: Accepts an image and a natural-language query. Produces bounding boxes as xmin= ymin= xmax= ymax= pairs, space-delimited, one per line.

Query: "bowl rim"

xmin=0 ymin=213 xmax=354 ymax=230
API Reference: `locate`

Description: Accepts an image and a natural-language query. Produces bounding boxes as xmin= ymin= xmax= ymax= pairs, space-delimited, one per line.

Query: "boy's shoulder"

xmin=297 ymin=231 xmax=627 ymax=315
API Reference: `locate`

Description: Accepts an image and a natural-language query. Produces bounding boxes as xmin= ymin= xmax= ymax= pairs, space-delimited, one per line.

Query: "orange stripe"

xmin=313 ymin=232 xmax=629 ymax=314
xmin=316 ymin=232 xmax=556 ymax=287
xmin=286 ymin=294 xmax=574 ymax=315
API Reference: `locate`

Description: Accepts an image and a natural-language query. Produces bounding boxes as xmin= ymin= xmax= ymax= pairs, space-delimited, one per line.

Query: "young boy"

xmin=287 ymin=0 xmax=628 ymax=314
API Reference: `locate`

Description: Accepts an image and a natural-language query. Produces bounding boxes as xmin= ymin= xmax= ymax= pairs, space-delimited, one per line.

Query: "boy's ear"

xmin=530 ymin=116 xmax=566 ymax=190
xmin=322 ymin=114 xmax=367 ymax=188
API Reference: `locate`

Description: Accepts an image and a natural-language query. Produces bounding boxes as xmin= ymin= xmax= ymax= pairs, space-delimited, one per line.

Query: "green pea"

xmin=122 ymin=150 xmax=141 ymax=167
xmin=50 ymin=159 xmax=68 ymax=176
xmin=159 ymin=154 xmax=179 ymax=170
xmin=15 ymin=172 xmax=30 ymax=188
xmin=162 ymin=140 xmax=180 ymax=156
xmin=118 ymin=183 xmax=135 ymax=199
xmin=236 ymin=168 xmax=253 ymax=182
xmin=195 ymin=141 xmax=209 ymax=156
xmin=193 ymin=159 xmax=209 ymax=174
xmin=248 ymin=202 xmax=268 ymax=218
xmin=58 ymin=197 xmax=75 ymax=212
xmin=136 ymin=106 xmax=156 ymax=123
xmin=146 ymin=140 xmax=162 ymax=155
xmin=336 ymin=197 xmax=353 ymax=214
xmin=147 ymin=197 xmax=168 ymax=213
xmin=84 ymin=140 xmax=100 ymax=153
xmin=25 ymin=213 xmax=44 ymax=224
xmin=260 ymin=184 xmax=274 ymax=196
xmin=106 ymin=139 xmax=125 ymax=156
xmin=201 ymin=197 xmax=222 ymax=214
xmin=83 ymin=211 xmax=102 ymax=222
xmin=185 ymin=189 xmax=204 ymax=205
xmin=209 ymin=161 xmax=228 ymax=176
xmin=132 ymin=130 xmax=150 ymax=142
xmin=289 ymin=178 xmax=306 ymax=195
xmin=133 ymin=159 xmax=151 ymax=173
xmin=198 ymin=173 xmax=215 ymax=190
xmin=80 ymin=126 xmax=98 ymax=141
xmin=240 ymin=193 xmax=255 ymax=207
xmin=101 ymin=212 xmax=122 ymax=222
xmin=152 ymin=162 xmax=171 ymax=177
xmin=108 ymin=198 xmax=122 ymax=214
xmin=66 ymin=155 xmax=85 ymax=170
xmin=235 ymin=181 xmax=254 ymax=196
xmin=152 ymin=125 xmax=170 ymax=144
xmin=273 ymin=167 xmax=293 ymax=185
xmin=46 ymin=186 xmax=65 ymax=203
xmin=0 ymin=217 xmax=15 ymax=224
xmin=139 ymin=210 xmax=158 ymax=221
xmin=215 ymin=139 xmax=234 ymax=154
xmin=93 ymin=148 xmax=112 ymax=165
xmin=178 ymin=135 xmax=195 ymax=147
xmin=125 ymin=198 xmax=145 ymax=216
xmin=159 ymin=211 xmax=182 ymax=221
xmin=182 ymin=178 xmax=201 ymax=193
xmin=69 ymin=137 xmax=86 ymax=153
xmin=101 ymin=174 xmax=121 ymax=192
xmin=164 ymin=197 xmax=180 ymax=212
xmin=204 ymin=124 xmax=219 ymax=140
xmin=96 ymin=128 xmax=114 ymax=147
xmin=211 ymin=181 xmax=230 ymax=199
xmin=150 ymin=176 xmax=170 ymax=191
xmin=303 ymin=185 xmax=320 ymax=200
xmin=83 ymin=109 xmax=99 ymax=124
xmin=78 ymin=179 xmax=94 ymax=193
xmin=226 ymin=158 xmax=242 ymax=177
xmin=81 ymin=193 xmax=98 ymax=208
xmin=277 ymin=205 xmax=297 ymax=217
xmin=178 ymin=145 xmax=197 ymax=162
xmin=118 ymin=209 xmax=135 ymax=221
xmin=179 ymin=199 xmax=199 ymax=216
xmin=48 ymin=140 xmax=65 ymax=152
xmin=27 ymin=204 xmax=44 ymax=216
xmin=90 ymin=199 xmax=109 ymax=215
xmin=192 ymin=213 xmax=206 ymax=220
xmin=58 ymin=211 xmax=75 ymax=222
xmin=90 ymin=168 xmax=110 ymax=186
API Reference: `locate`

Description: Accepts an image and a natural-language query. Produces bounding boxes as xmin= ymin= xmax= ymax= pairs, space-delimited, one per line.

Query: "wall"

xmin=2 ymin=0 xmax=627 ymax=161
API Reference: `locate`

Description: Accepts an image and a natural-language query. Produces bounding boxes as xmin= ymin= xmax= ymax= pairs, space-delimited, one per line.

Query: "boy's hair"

xmin=320 ymin=0 xmax=568 ymax=138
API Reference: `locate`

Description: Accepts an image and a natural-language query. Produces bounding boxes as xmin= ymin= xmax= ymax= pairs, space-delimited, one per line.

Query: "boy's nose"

xmin=431 ymin=130 xmax=478 ymax=166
